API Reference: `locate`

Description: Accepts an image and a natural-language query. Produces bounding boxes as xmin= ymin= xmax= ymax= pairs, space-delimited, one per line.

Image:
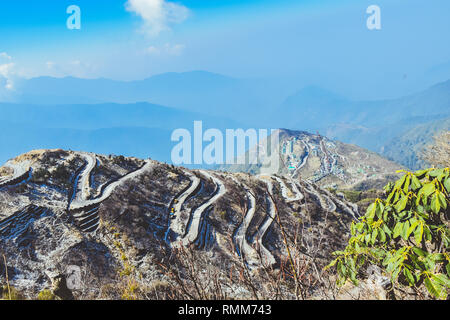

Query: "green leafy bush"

xmin=326 ymin=168 xmax=450 ymax=299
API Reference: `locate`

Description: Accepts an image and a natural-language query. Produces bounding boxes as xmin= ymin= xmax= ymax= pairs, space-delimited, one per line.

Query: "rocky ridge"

xmin=0 ymin=149 xmax=376 ymax=300
xmin=220 ymin=129 xmax=402 ymax=190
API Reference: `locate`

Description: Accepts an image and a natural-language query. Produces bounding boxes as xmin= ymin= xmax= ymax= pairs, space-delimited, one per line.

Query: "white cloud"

xmin=125 ymin=0 xmax=189 ymax=37
xmin=46 ymin=61 xmax=55 ymax=69
xmin=0 ymin=63 xmax=14 ymax=77
xmin=0 ymin=59 xmax=15 ymax=90
xmin=5 ymin=79 xmax=14 ymax=90
xmin=0 ymin=52 xmax=12 ymax=60
xmin=146 ymin=43 xmax=185 ymax=56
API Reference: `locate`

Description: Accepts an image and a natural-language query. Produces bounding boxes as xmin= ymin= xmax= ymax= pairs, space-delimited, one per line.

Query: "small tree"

xmin=326 ymin=168 xmax=450 ymax=299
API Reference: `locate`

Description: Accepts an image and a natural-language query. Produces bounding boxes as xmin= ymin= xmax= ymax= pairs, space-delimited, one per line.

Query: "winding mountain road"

xmin=303 ymin=181 xmax=358 ymax=219
xmin=253 ymin=177 xmax=277 ymax=267
xmin=181 ymin=171 xmax=226 ymax=246
xmin=71 ymin=153 xmax=97 ymax=204
xmin=165 ymin=170 xmax=201 ymax=244
xmin=334 ymin=191 xmax=360 ymax=220
xmin=301 ymin=182 xmax=334 ymax=213
xmin=273 ymin=176 xmax=304 ymax=203
xmin=291 ymin=140 xmax=310 ymax=178
xmin=70 ymin=160 xmax=154 ymax=211
xmin=68 ymin=158 xmax=155 ymax=233
xmin=234 ymin=184 xmax=260 ymax=267
xmin=0 ymin=161 xmax=32 ymax=188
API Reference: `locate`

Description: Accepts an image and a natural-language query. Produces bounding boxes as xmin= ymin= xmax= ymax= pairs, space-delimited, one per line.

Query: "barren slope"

xmin=0 ymin=149 xmax=364 ymax=300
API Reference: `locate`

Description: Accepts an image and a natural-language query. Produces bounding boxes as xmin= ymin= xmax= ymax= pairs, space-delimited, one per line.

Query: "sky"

xmin=1 ymin=0 xmax=450 ymax=100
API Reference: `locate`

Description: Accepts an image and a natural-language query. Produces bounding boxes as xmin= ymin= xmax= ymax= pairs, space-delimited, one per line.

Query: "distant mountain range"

xmin=382 ymin=118 xmax=450 ymax=170
xmin=274 ymin=80 xmax=450 ymax=168
xmin=0 ymin=101 xmax=244 ymax=164
xmin=276 ymin=80 xmax=450 ymax=147
xmin=2 ymin=71 xmax=449 ymax=169
xmin=10 ymin=71 xmax=288 ymax=127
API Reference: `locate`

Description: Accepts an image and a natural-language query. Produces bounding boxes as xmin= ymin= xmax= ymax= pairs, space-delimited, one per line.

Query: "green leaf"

xmin=393 ymin=222 xmax=403 ymax=239
xmin=414 ymin=169 xmax=429 ymax=179
xmin=393 ymin=189 xmax=400 ymax=203
xmin=394 ymin=174 xmax=407 ymax=190
xmin=382 ymin=224 xmax=392 ymax=237
xmin=356 ymin=222 xmax=364 ymax=233
xmin=444 ymin=178 xmax=450 ymax=193
xmin=430 ymin=253 xmax=446 ymax=262
xmin=404 ymin=268 xmax=415 ymax=286
xmin=412 ymin=247 xmax=427 ymax=257
xmin=424 ymin=277 xmax=440 ymax=298
xmin=415 ymin=205 xmax=429 ymax=219
xmin=383 ymin=208 xmax=389 ymax=222
xmin=370 ymin=247 xmax=386 ymax=259
xmin=414 ymin=223 xmax=423 ymax=245
xmin=424 ymin=256 xmax=436 ymax=271
xmin=364 ymin=233 xmax=371 ymax=244
xmin=432 ymin=273 xmax=450 ymax=288
xmin=325 ymin=259 xmax=338 ymax=270
xmin=437 ymin=192 xmax=447 ymax=210
xmin=366 ymin=203 xmax=376 ymax=221
xmin=424 ymin=225 xmax=432 ymax=242
xmin=337 ymin=260 xmax=344 ymax=275
xmin=403 ymin=175 xmax=411 ymax=193
xmin=349 ymin=270 xmax=357 ymax=284
xmin=407 ymin=218 xmax=419 ymax=238
xmin=401 ymin=220 xmax=410 ymax=240
xmin=375 ymin=202 xmax=384 ymax=219
xmin=379 ymin=228 xmax=386 ymax=243
xmin=429 ymin=169 xmax=444 ymax=178
xmin=386 ymin=189 xmax=395 ymax=204
xmin=392 ymin=265 xmax=402 ymax=281
xmin=430 ymin=193 xmax=441 ymax=214
xmin=421 ymin=183 xmax=436 ymax=198
xmin=424 ymin=277 xmax=446 ymax=299
xmin=411 ymin=175 xmax=422 ymax=190
xmin=395 ymin=195 xmax=408 ymax=212
xmin=371 ymin=229 xmax=378 ymax=245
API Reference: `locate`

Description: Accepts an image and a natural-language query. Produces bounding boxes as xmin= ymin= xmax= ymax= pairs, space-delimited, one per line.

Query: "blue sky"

xmin=1 ymin=0 xmax=450 ymax=99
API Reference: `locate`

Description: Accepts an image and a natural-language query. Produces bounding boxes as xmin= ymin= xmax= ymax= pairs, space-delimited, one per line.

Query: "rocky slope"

xmin=0 ymin=149 xmax=370 ymax=300
xmin=220 ymin=129 xmax=402 ymax=190
xmin=382 ymin=118 xmax=450 ymax=170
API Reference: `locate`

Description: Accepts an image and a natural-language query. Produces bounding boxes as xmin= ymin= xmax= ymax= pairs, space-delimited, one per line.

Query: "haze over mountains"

xmin=0 ymin=101 xmax=244 ymax=165
xmin=10 ymin=71 xmax=285 ymax=125
xmin=1 ymin=71 xmax=449 ymax=168
xmin=277 ymin=80 xmax=450 ymax=149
